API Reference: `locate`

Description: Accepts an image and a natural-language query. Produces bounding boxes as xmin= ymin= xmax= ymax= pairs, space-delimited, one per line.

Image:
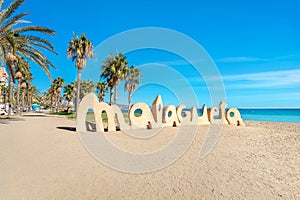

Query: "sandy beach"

xmin=0 ymin=114 xmax=299 ymax=199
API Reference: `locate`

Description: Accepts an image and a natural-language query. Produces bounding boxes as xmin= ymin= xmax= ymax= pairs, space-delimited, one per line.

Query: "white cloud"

xmin=223 ymin=69 xmax=300 ymax=89
xmin=150 ymin=58 xmax=205 ymax=66
xmin=216 ymin=57 xmax=269 ymax=63
xmin=216 ymin=54 xmax=300 ymax=63
xmin=230 ymin=92 xmax=300 ymax=99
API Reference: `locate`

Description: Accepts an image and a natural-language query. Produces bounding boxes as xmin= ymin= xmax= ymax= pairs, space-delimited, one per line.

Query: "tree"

xmin=0 ymin=84 xmax=8 ymax=103
xmin=67 ymin=33 xmax=94 ymax=113
xmin=28 ymin=85 xmax=40 ymax=104
xmin=20 ymin=80 xmax=26 ymax=111
xmin=100 ymin=59 xmax=114 ymax=105
xmin=25 ymin=68 xmax=33 ymax=111
xmin=52 ymin=77 xmax=64 ymax=112
xmin=15 ymin=57 xmax=29 ymax=112
xmin=96 ymin=81 xmax=108 ymax=102
xmin=0 ymin=0 xmax=57 ymax=116
xmin=5 ymin=52 xmax=17 ymax=115
xmin=79 ymin=80 xmax=95 ymax=100
xmin=14 ymin=69 xmax=22 ymax=112
xmin=40 ymin=92 xmax=51 ymax=109
xmin=63 ymin=82 xmax=75 ymax=113
xmin=124 ymin=66 xmax=142 ymax=111
xmin=47 ymin=85 xmax=55 ymax=112
xmin=101 ymin=53 xmax=128 ymax=105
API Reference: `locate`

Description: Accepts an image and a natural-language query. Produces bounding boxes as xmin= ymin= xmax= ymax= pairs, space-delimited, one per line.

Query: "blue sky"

xmin=3 ymin=0 xmax=300 ymax=108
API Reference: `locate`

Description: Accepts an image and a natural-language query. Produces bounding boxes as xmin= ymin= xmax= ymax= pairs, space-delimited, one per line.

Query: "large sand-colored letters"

xmin=226 ymin=108 xmax=245 ymax=126
xmin=77 ymin=94 xmax=246 ymax=132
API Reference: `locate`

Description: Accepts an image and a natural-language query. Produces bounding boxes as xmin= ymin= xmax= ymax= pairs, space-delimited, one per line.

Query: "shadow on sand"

xmin=56 ymin=126 xmax=76 ymax=132
xmin=0 ymin=117 xmax=25 ymax=123
xmin=56 ymin=122 xmax=120 ymax=133
xmin=22 ymin=114 xmax=47 ymax=117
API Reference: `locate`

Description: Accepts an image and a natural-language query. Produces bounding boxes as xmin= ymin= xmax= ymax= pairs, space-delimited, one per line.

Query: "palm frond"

xmin=1 ymin=12 xmax=30 ymax=30
xmin=28 ymin=40 xmax=57 ymax=55
xmin=0 ymin=0 xmax=26 ymax=26
xmin=20 ymin=50 xmax=52 ymax=81
xmin=14 ymin=26 xmax=56 ymax=36
xmin=24 ymin=35 xmax=55 ymax=49
xmin=0 ymin=0 xmax=4 ymax=9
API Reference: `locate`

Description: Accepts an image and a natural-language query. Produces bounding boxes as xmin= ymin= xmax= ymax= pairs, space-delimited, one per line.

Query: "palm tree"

xmin=63 ymin=82 xmax=75 ymax=113
xmin=96 ymin=81 xmax=108 ymax=102
xmin=79 ymin=80 xmax=95 ymax=99
xmin=5 ymin=52 xmax=17 ymax=114
xmin=40 ymin=91 xmax=52 ymax=109
xmin=28 ymin=85 xmax=40 ymax=104
xmin=0 ymin=0 xmax=57 ymax=116
xmin=15 ymin=57 xmax=29 ymax=112
xmin=47 ymin=85 xmax=55 ymax=112
xmin=25 ymin=69 xmax=33 ymax=111
xmin=20 ymin=80 xmax=26 ymax=111
xmin=101 ymin=60 xmax=114 ymax=105
xmin=101 ymin=53 xmax=128 ymax=105
xmin=124 ymin=66 xmax=142 ymax=111
xmin=52 ymin=77 xmax=64 ymax=112
xmin=0 ymin=84 xmax=8 ymax=103
xmin=67 ymin=33 xmax=94 ymax=113
xmin=14 ymin=69 xmax=21 ymax=112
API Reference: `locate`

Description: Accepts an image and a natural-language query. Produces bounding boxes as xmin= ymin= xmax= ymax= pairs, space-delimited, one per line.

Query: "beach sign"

xmin=77 ymin=93 xmax=245 ymax=133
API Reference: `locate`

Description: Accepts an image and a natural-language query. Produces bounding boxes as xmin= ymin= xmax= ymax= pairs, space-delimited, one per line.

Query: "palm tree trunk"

xmin=113 ymin=86 xmax=116 ymax=105
xmin=109 ymin=87 xmax=113 ymax=105
xmin=58 ymin=95 xmax=60 ymax=112
xmin=127 ymin=91 xmax=132 ymax=113
xmin=29 ymin=92 xmax=32 ymax=112
xmin=27 ymin=82 xmax=31 ymax=112
xmin=22 ymin=91 xmax=25 ymax=112
xmin=75 ymin=68 xmax=82 ymax=113
xmin=1 ymin=88 xmax=5 ymax=103
xmin=55 ymin=94 xmax=58 ymax=112
xmin=16 ymin=78 xmax=21 ymax=113
xmin=50 ymin=97 xmax=53 ymax=112
xmin=114 ymin=85 xmax=119 ymax=105
xmin=4 ymin=92 xmax=7 ymax=104
xmin=8 ymin=76 xmax=14 ymax=116
xmin=66 ymin=100 xmax=70 ymax=113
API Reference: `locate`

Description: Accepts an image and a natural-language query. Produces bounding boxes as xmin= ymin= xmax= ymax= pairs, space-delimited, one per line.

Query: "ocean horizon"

xmin=194 ymin=108 xmax=300 ymax=123
xmin=238 ymin=108 xmax=300 ymax=123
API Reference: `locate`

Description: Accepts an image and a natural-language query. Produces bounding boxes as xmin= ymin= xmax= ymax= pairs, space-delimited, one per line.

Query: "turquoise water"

xmin=238 ymin=109 xmax=300 ymax=123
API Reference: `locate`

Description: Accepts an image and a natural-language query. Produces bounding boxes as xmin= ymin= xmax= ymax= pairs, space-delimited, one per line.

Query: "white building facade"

xmin=0 ymin=67 xmax=9 ymax=104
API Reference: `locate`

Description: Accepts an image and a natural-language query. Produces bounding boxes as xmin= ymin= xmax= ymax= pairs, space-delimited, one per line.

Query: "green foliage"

xmin=0 ymin=0 xmax=57 ymax=116
xmin=124 ymin=65 xmax=142 ymax=111
xmin=96 ymin=81 xmax=108 ymax=102
xmin=67 ymin=32 xmax=94 ymax=112
xmin=100 ymin=52 xmax=128 ymax=104
xmin=79 ymin=79 xmax=95 ymax=99
xmin=49 ymin=110 xmax=75 ymax=119
xmin=63 ymin=82 xmax=75 ymax=102
xmin=67 ymin=33 xmax=94 ymax=69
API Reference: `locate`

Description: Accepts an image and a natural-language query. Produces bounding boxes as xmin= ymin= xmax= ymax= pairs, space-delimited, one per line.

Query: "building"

xmin=0 ymin=67 xmax=9 ymax=104
xmin=0 ymin=67 xmax=8 ymax=86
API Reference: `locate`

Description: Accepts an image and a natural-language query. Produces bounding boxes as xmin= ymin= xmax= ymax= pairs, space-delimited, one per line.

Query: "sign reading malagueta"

xmin=76 ymin=93 xmax=245 ymax=133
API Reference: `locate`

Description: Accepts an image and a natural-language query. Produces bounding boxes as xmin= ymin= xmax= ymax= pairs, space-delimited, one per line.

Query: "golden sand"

xmin=0 ymin=114 xmax=299 ymax=199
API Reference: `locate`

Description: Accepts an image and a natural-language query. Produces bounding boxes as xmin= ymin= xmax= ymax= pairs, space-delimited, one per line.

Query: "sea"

xmin=238 ymin=109 xmax=300 ymax=123
xmin=193 ymin=108 xmax=300 ymax=123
